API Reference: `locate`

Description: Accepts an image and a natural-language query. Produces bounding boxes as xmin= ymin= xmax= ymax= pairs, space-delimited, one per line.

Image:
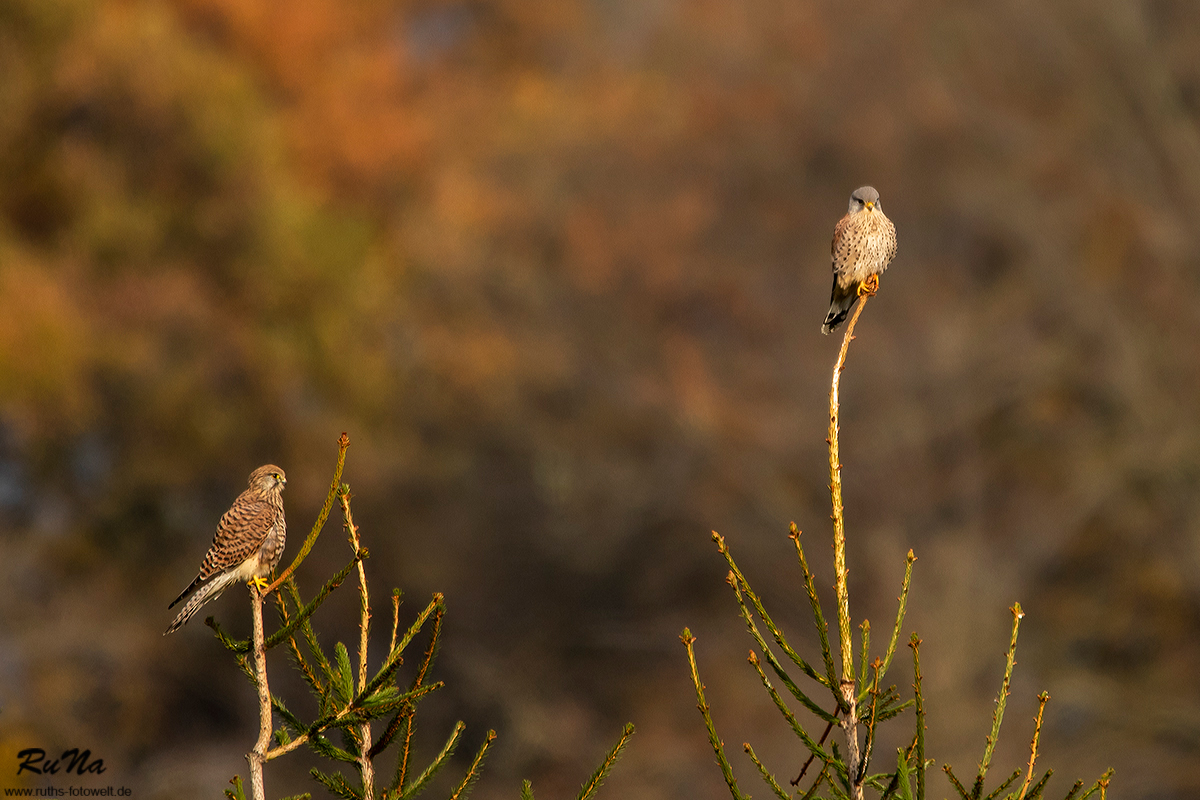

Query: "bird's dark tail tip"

xmin=822 ymin=285 xmax=861 ymax=335
xmin=822 ymin=306 xmax=851 ymax=335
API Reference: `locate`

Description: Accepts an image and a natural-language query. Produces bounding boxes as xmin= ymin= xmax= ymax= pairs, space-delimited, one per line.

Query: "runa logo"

xmin=15 ymin=748 xmax=106 ymax=776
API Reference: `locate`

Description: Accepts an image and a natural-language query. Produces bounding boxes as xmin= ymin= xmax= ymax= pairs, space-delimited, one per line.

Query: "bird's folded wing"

xmin=197 ymin=497 xmax=279 ymax=580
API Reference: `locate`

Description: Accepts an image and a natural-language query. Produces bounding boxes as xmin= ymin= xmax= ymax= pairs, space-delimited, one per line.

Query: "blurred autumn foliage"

xmin=1 ymin=0 xmax=1199 ymax=797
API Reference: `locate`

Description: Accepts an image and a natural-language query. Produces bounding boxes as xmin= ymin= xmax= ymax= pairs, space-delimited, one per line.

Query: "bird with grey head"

xmin=822 ymin=185 xmax=897 ymax=334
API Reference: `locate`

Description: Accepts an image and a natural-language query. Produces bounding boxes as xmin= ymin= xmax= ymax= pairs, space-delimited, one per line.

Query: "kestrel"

xmin=821 ymin=186 xmax=897 ymax=334
xmin=165 ymin=465 xmax=287 ymax=635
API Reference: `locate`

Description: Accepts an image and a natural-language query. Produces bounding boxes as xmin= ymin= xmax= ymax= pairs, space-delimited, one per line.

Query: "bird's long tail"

xmin=821 ymin=285 xmax=857 ymax=335
xmin=164 ymin=570 xmax=240 ymax=635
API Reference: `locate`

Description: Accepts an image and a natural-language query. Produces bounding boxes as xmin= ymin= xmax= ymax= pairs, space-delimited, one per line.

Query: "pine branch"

xmin=379 ymin=598 xmax=443 ymax=771
xmin=858 ymin=620 xmax=871 ymax=692
xmin=910 ymin=634 xmax=926 ymax=800
xmin=681 ymin=629 xmax=751 ymax=800
xmin=974 ymin=604 xmax=1024 ymax=795
xmin=1075 ymin=769 xmax=1113 ymax=800
xmin=398 ymin=720 xmax=465 ymax=799
xmin=747 ymin=650 xmax=837 ymax=768
xmin=790 ymin=525 xmax=840 ymax=694
xmin=981 ymin=769 xmax=1019 ymax=800
xmin=267 ymin=432 xmax=350 ymax=595
xmin=727 ymin=569 xmax=838 ymax=724
xmin=859 ymin=661 xmax=883 ymax=783
xmin=310 ymin=767 xmax=362 ymax=800
xmin=1015 ymin=693 xmax=1050 ymax=800
xmin=268 ymin=554 xmax=366 ymax=652
xmin=744 ymin=742 xmax=791 ymax=800
xmin=447 ymin=730 xmax=496 ymax=800
xmin=575 ymin=722 xmax=635 ymax=800
xmin=225 ymin=775 xmax=248 ymax=800
xmin=800 ymin=762 xmax=830 ymax=800
xmin=944 ymin=764 xmax=971 ymax=800
xmin=717 ymin=530 xmax=832 ymax=690
xmin=877 ymin=551 xmax=917 ymax=688
xmin=276 ymin=589 xmax=324 ymax=697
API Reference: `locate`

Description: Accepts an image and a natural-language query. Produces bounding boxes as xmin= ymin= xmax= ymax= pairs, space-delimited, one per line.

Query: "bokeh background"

xmin=1 ymin=0 xmax=1199 ymax=797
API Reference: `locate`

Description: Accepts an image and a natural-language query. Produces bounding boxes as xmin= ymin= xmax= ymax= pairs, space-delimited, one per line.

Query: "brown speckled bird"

xmin=822 ymin=186 xmax=897 ymax=334
xmin=165 ymin=465 xmax=287 ymax=635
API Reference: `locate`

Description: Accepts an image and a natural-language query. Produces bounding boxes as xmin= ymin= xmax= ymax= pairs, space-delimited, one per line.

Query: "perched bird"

xmin=165 ymin=465 xmax=287 ymax=635
xmin=822 ymin=186 xmax=897 ymax=334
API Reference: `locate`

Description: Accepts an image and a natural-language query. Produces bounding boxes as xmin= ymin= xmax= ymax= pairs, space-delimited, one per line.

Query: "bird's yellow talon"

xmin=858 ymin=275 xmax=880 ymax=297
xmin=250 ymin=576 xmax=270 ymax=593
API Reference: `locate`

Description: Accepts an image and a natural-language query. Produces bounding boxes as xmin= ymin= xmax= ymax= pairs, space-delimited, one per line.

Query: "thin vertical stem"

xmin=341 ymin=487 xmax=375 ymax=800
xmin=859 ymin=660 xmax=883 ymax=782
xmin=976 ymin=604 xmax=1024 ymax=794
xmin=858 ymin=620 xmax=871 ymax=689
xmin=681 ymin=629 xmax=751 ymax=800
xmin=789 ymin=525 xmax=839 ymax=693
xmin=880 ymin=550 xmax=917 ymax=682
xmin=389 ymin=590 xmax=402 ymax=654
xmin=828 ymin=294 xmax=869 ymax=798
xmin=248 ymin=586 xmax=271 ymax=800
xmin=910 ymin=634 xmax=926 ymax=800
xmin=1016 ymin=692 xmax=1050 ymax=800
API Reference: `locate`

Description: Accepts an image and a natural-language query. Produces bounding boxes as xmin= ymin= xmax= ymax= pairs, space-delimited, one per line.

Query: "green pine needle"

xmin=576 ymin=723 xmax=635 ymax=800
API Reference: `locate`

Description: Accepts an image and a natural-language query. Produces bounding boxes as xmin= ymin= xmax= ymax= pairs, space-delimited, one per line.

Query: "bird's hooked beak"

xmin=864 ymin=201 xmax=875 ymax=211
